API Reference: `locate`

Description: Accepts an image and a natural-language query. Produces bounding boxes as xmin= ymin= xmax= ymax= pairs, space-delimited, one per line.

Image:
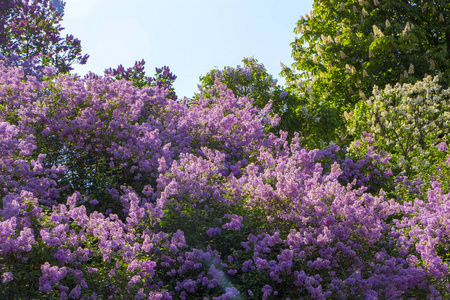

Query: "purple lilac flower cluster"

xmin=1 ymin=60 xmax=450 ymax=299
xmin=315 ymin=132 xmax=394 ymax=194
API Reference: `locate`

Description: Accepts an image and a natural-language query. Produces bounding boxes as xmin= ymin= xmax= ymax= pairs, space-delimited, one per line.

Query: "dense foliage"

xmin=2 ymin=0 xmax=450 ymax=299
xmin=347 ymin=76 xmax=450 ymax=175
xmin=1 ymin=61 xmax=450 ymax=299
xmin=282 ymin=0 xmax=450 ymax=144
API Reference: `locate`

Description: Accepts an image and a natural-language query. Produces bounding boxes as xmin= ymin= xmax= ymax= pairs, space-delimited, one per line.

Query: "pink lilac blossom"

xmin=2 ymin=272 xmax=13 ymax=283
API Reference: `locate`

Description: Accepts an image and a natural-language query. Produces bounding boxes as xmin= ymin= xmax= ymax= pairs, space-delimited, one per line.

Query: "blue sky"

xmin=61 ymin=0 xmax=314 ymax=98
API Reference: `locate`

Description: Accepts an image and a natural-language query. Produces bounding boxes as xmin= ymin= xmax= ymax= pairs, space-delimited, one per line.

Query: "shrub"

xmin=1 ymin=61 xmax=450 ymax=299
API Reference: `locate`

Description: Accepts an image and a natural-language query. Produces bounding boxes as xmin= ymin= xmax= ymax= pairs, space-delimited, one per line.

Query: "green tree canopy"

xmin=347 ymin=76 xmax=450 ymax=175
xmin=282 ymin=0 xmax=450 ymax=144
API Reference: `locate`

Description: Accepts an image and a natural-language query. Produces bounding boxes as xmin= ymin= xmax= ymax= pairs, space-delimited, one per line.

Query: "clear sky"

xmin=61 ymin=0 xmax=314 ymax=98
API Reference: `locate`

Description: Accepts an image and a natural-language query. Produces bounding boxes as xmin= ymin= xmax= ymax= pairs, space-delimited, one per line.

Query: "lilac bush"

xmin=196 ymin=57 xmax=306 ymax=142
xmin=313 ymin=132 xmax=394 ymax=195
xmin=105 ymin=60 xmax=177 ymax=98
xmin=1 ymin=60 xmax=450 ymax=299
xmin=0 ymin=0 xmax=88 ymax=75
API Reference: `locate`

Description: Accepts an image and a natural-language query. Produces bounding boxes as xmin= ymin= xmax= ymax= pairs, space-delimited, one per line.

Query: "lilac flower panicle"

xmin=68 ymin=285 xmax=81 ymax=299
xmin=222 ymin=215 xmax=243 ymax=231
xmin=206 ymin=227 xmax=222 ymax=237
xmin=436 ymin=142 xmax=448 ymax=152
xmin=2 ymin=272 xmax=13 ymax=283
